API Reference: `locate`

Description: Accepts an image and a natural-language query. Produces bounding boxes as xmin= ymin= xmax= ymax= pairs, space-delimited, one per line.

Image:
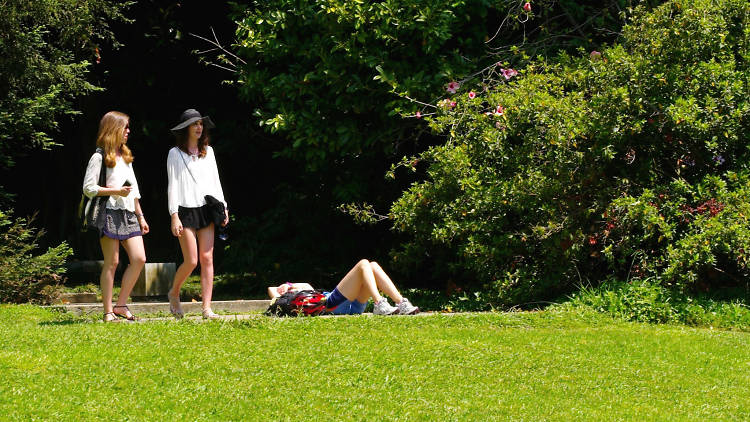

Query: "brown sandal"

xmin=103 ymin=312 xmax=118 ymax=322
xmin=113 ymin=305 xmax=138 ymax=321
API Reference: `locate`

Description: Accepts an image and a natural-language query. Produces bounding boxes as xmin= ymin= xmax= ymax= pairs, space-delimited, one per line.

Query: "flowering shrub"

xmin=387 ymin=0 xmax=749 ymax=305
xmin=232 ymin=0 xmax=641 ymax=170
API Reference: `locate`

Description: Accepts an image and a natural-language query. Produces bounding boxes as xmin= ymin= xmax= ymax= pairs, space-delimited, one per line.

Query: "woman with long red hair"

xmin=82 ymin=111 xmax=149 ymax=322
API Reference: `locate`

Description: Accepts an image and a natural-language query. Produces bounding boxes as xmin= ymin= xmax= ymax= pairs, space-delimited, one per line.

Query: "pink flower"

xmin=494 ymin=105 xmax=504 ymax=116
xmin=590 ymin=50 xmax=602 ymax=60
xmin=468 ymin=91 xmax=476 ymax=99
xmin=500 ymin=68 xmax=518 ymax=80
xmin=416 ymin=111 xmax=421 ymax=119
xmin=438 ymin=99 xmax=455 ymax=109
xmin=523 ymin=2 xmax=531 ymax=12
xmin=446 ymin=81 xmax=460 ymax=94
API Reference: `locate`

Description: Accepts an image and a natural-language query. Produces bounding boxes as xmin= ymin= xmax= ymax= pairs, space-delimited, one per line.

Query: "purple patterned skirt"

xmin=100 ymin=208 xmax=142 ymax=240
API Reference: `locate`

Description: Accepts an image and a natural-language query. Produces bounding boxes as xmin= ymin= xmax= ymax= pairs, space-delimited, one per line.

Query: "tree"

xmin=0 ymin=0 xmax=130 ymax=302
xmin=220 ymin=1 xmax=655 ymax=285
xmin=0 ymin=0 xmax=131 ymax=204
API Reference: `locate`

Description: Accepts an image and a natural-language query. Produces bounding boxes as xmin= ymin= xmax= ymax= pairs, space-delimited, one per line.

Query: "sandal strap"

xmin=113 ymin=305 xmax=129 ymax=309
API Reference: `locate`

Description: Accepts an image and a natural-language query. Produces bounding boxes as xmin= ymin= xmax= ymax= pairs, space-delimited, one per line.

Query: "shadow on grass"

xmin=38 ymin=319 xmax=93 ymax=326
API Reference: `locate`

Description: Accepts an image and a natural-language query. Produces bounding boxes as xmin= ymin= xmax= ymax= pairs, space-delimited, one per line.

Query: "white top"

xmin=82 ymin=152 xmax=142 ymax=212
xmin=167 ymin=146 xmax=227 ymax=216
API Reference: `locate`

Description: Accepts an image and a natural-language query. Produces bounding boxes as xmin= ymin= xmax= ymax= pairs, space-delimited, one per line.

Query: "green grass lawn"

xmin=1 ymin=306 xmax=749 ymax=421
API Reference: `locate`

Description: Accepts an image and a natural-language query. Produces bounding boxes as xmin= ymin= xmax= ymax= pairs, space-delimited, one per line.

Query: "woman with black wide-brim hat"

xmin=165 ymin=109 xmax=228 ymax=320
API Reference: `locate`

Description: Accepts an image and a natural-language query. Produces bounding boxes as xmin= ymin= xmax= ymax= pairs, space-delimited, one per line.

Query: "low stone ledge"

xmin=55 ymin=292 xmax=98 ymax=304
xmin=131 ymin=262 xmax=176 ymax=297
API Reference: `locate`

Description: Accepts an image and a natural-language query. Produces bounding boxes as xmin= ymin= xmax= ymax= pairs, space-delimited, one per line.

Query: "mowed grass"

xmin=1 ymin=306 xmax=749 ymax=421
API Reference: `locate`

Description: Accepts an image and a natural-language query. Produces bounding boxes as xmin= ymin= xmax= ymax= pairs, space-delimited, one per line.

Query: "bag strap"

xmin=177 ymin=148 xmax=206 ymax=197
xmin=78 ymin=148 xmax=108 ymax=231
xmin=95 ymin=147 xmax=106 ymax=187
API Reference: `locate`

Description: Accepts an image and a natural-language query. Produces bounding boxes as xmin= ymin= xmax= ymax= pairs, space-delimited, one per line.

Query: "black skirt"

xmin=178 ymin=205 xmax=213 ymax=230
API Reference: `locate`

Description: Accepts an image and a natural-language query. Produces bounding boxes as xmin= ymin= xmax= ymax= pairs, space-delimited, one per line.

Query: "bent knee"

xmin=369 ymin=261 xmax=382 ymax=271
xmin=182 ymin=257 xmax=199 ymax=269
xmin=356 ymin=259 xmax=370 ymax=271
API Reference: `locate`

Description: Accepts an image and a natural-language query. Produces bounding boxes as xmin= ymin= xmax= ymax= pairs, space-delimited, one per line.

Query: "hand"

xmin=138 ymin=216 xmax=150 ymax=235
xmin=222 ymin=209 xmax=229 ymax=227
xmin=112 ymin=185 xmax=132 ymax=197
xmin=277 ymin=284 xmax=290 ymax=295
xmin=171 ymin=215 xmax=183 ymax=237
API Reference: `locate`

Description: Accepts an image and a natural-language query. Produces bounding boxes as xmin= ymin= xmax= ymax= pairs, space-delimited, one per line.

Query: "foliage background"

xmin=3 ymin=0 xmax=748 ymax=312
xmin=385 ymin=0 xmax=749 ymax=306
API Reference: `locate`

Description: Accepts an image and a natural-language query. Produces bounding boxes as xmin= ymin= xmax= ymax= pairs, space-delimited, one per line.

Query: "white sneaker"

xmin=373 ymin=298 xmax=398 ymax=315
xmin=396 ymin=298 xmax=419 ymax=315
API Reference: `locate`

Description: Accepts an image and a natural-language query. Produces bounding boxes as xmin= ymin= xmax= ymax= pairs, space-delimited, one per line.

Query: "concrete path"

xmin=51 ymin=299 xmax=270 ymax=316
xmin=49 ymin=299 xmax=432 ymax=322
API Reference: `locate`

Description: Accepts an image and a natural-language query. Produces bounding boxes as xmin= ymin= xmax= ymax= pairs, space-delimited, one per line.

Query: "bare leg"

xmin=335 ymin=259 xmax=382 ymax=304
xmin=99 ymin=236 xmax=120 ymax=314
xmin=116 ymin=235 xmax=146 ymax=308
xmin=369 ymin=261 xmax=403 ymax=303
xmin=196 ymin=223 xmax=215 ymax=312
xmin=169 ymin=227 xmax=198 ymax=298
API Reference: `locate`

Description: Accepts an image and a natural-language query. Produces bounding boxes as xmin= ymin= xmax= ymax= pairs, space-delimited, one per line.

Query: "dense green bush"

xmin=225 ymin=0 xmax=659 ymax=282
xmin=383 ymin=0 xmax=749 ymax=305
xmin=566 ymin=278 xmax=750 ymax=329
xmin=0 ymin=211 xmax=72 ymax=304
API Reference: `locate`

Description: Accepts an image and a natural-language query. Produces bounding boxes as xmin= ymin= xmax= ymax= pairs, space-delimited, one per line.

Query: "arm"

xmin=134 ymin=198 xmax=149 ymax=235
xmin=208 ymin=147 xmax=229 ymax=226
xmin=128 ymin=163 xmax=149 ymax=234
xmin=166 ymin=148 xmax=183 ymax=237
xmin=82 ymin=153 xmax=130 ymax=198
xmin=267 ymin=286 xmax=282 ymax=299
xmin=267 ymin=282 xmax=316 ymax=299
xmin=166 ymin=148 xmax=180 ymax=216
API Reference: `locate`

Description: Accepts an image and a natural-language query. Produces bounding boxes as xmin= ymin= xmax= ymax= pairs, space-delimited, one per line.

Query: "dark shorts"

xmin=178 ymin=205 xmax=214 ymax=230
xmin=324 ymin=288 xmax=367 ymax=315
xmin=100 ymin=208 xmax=142 ymax=240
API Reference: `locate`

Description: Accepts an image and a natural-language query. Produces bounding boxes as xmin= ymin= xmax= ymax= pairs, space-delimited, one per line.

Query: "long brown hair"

xmin=96 ymin=111 xmax=133 ymax=168
xmin=174 ymin=121 xmax=210 ymax=158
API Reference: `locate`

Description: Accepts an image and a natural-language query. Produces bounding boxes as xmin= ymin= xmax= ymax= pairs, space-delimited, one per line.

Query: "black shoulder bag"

xmin=78 ymin=148 xmax=108 ymax=232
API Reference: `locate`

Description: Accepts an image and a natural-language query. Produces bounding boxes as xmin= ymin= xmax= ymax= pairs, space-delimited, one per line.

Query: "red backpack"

xmin=265 ymin=290 xmax=334 ymax=317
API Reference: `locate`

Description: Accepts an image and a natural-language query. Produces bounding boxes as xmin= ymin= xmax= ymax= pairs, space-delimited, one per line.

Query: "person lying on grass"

xmin=267 ymin=259 xmax=419 ymax=315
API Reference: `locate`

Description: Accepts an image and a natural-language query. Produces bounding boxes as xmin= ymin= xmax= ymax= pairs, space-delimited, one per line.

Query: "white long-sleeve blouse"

xmin=82 ymin=152 xmax=141 ymax=212
xmin=166 ymin=145 xmax=227 ymax=216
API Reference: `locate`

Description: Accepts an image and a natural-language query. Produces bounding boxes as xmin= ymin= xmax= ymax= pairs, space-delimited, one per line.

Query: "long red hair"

xmin=96 ymin=111 xmax=133 ymax=168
